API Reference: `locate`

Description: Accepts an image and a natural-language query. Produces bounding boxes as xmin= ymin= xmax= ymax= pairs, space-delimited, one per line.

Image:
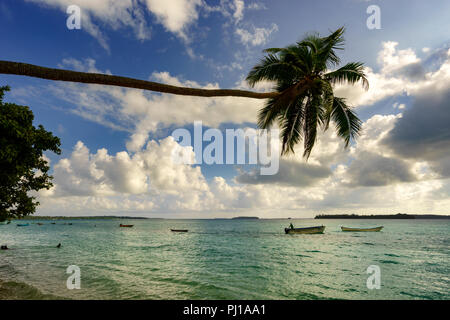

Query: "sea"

xmin=0 ymin=218 xmax=448 ymax=300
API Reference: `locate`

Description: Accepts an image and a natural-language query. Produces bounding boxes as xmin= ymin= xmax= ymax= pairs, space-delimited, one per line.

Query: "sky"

xmin=1 ymin=0 xmax=450 ymax=218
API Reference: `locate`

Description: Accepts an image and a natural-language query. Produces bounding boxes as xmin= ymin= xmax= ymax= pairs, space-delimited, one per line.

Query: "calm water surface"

xmin=0 ymin=219 xmax=448 ymax=299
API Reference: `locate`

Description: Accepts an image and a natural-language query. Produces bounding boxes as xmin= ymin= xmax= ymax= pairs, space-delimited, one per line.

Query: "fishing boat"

xmin=171 ymin=229 xmax=188 ymax=233
xmin=341 ymin=226 xmax=383 ymax=232
xmin=17 ymin=223 xmax=29 ymax=227
xmin=285 ymin=225 xmax=325 ymax=234
xmin=119 ymin=224 xmax=134 ymax=228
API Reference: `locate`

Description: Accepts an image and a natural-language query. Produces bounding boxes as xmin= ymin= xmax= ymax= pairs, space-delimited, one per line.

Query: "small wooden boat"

xmin=119 ymin=224 xmax=134 ymax=228
xmin=171 ymin=229 xmax=188 ymax=233
xmin=17 ymin=223 xmax=29 ymax=227
xmin=341 ymin=226 xmax=383 ymax=232
xmin=285 ymin=225 xmax=325 ymax=234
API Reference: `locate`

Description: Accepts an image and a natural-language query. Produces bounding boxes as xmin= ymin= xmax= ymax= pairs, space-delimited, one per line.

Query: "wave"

xmin=378 ymin=259 xmax=400 ymax=265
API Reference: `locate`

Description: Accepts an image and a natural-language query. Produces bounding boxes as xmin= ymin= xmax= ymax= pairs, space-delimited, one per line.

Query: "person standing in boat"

xmin=289 ymin=223 xmax=294 ymax=229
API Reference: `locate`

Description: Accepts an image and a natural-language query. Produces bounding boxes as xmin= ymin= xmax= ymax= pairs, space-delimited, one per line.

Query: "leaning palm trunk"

xmin=0 ymin=60 xmax=278 ymax=99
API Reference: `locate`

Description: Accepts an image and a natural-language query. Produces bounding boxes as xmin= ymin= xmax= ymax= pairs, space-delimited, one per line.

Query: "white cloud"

xmin=45 ymin=58 xmax=267 ymax=152
xmin=393 ymin=102 xmax=406 ymax=110
xmin=235 ymin=23 xmax=278 ymax=46
xmin=144 ymin=0 xmax=202 ymax=41
xmin=232 ymin=0 xmax=244 ymax=22
xmin=49 ymin=137 xmax=207 ymax=197
xmin=26 ymin=0 xmax=151 ymax=51
xmin=247 ymin=2 xmax=267 ymax=10
xmin=28 ymin=43 xmax=450 ymax=217
xmin=378 ymin=41 xmax=421 ymax=75
xmin=334 ymin=41 xmax=450 ymax=108
xmin=26 ymin=0 xmax=205 ymax=49
xmin=37 ymin=111 xmax=450 ymax=217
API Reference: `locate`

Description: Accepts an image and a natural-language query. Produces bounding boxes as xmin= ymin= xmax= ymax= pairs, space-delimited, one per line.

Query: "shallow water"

xmin=0 ymin=219 xmax=448 ymax=299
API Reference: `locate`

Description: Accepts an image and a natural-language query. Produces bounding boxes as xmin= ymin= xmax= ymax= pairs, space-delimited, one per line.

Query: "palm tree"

xmin=0 ymin=27 xmax=368 ymax=157
xmin=246 ymin=27 xmax=368 ymax=158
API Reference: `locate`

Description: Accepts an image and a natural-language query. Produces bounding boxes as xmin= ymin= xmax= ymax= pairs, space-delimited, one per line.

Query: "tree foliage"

xmin=0 ymin=86 xmax=61 ymax=221
xmin=247 ymin=27 xmax=368 ymax=158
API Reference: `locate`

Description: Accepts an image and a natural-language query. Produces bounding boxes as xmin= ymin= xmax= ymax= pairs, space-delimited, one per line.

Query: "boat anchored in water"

xmin=285 ymin=225 xmax=325 ymax=234
xmin=341 ymin=226 xmax=383 ymax=232
xmin=171 ymin=229 xmax=188 ymax=233
xmin=119 ymin=224 xmax=134 ymax=228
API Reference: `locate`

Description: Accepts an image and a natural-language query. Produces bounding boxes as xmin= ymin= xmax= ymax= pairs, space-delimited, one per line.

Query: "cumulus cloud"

xmin=27 ymin=42 xmax=450 ymax=217
xmin=39 ymin=136 xmax=331 ymax=214
xmin=345 ymin=151 xmax=417 ymax=187
xmin=383 ymin=84 xmax=450 ymax=178
xmin=36 ymin=110 xmax=450 ymax=216
xmin=235 ymin=159 xmax=331 ymax=186
xmin=378 ymin=41 xmax=421 ymax=75
xmin=144 ymin=0 xmax=202 ymax=41
xmin=373 ymin=45 xmax=450 ymax=179
xmin=26 ymin=0 xmax=151 ymax=51
xmin=334 ymin=42 xmax=450 ymax=107
xmin=45 ymin=58 xmax=266 ymax=152
xmin=232 ymin=0 xmax=244 ymax=23
xmin=235 ymin=23 xmax=278 ymax=46
xmin=234 ymin=129 xmax=347 ymax=187
xmin=49 ymin=137 xmax=207 ymax=197
xmin=26 ymin=0 xmax=205 ymax=49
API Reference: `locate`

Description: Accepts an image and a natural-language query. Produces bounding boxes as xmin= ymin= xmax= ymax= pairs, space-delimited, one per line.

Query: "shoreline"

xmin=0 ymin=277 xmax=63 ymax=300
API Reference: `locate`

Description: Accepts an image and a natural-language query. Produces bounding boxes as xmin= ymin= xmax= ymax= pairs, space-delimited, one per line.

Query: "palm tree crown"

xmin=246 ymin=27 xmax=369 ymax=158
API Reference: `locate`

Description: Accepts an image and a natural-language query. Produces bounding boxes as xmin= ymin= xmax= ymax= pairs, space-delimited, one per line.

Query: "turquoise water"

xmin=0 ymin=219 xmax=448 ymax=300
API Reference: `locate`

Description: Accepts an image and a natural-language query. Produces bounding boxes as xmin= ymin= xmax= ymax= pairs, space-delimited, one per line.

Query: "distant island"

xmin=315 ymin=214 xmax=450 ymax=219
xmin=15 ymin=216 xmax=152 ymax=220
xmin=231 ymin=216 xmax=259 ymax=220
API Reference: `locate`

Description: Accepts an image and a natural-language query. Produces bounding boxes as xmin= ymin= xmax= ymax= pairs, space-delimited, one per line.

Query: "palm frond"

xmin=258 ymin=81 xmax=309 ymax=128
xmin=325 ymin=62 xmax=369 ymax=90
xmin=278 ymin=45 xmax=312 ymax=75
xmin=303 ymin=93 xmax=326 ymax=158
xmin=312 ymin=27 xmax=346 ymax=70
xmin=257 ymin=97 xmax=286 ymax=129
xmin=246 ymin=54 xmax=301 ymax=87
xmin=251 ymin=27 xmax=367 ymax=159
xmin=280 ymin=97 xmax=305 ymax=155
xmin=262 ymin=48 xmax=285 ymax=54
xmin=321 ymin=80 xmax=334 ymax=129
xmin=330 ymin=97 xmax=362 ymax=147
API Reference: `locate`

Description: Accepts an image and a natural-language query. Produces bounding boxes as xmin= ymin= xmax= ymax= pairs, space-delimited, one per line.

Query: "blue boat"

xmin=17 ymin=223 xmax=29 ymax=227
